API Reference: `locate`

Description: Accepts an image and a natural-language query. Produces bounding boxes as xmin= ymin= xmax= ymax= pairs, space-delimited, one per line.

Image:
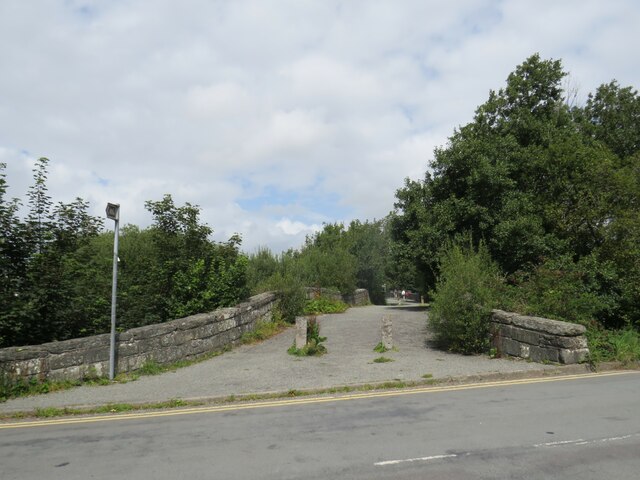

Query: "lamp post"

xmin=106 ymin=203 xmax=120 ymax=380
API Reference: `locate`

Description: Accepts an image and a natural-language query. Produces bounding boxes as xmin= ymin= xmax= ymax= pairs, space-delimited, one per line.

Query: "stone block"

xmin=154 ymin=346 xmax=184 ymax=364
xmin=188 ymin=338 xmax=214 ymax=356
xmin=499 ymin=338 xmax=523 ymax=357
xmin=0 ymin=346 xmax=47 ymax=362
xmin=193 ymin=323 xmax=216 ymax=340
xmin=126 ymin=354 xmax=150 ymax=372
xmin=86 ymin=361 xmax=108 ymax=378
xmin=176 ymin=313 xmax=211 ymax=330
xmin=491 ymin=309 xmax=517 ymax=325
xmin=527 ymin=345 xmax=560 ymax=363
xmin=13 ymin=358 xmax=46 ymax=377
xmin=219 ymin=318 xmax=237 ymax=332
xmin=173 ymin=329 xmax=197 ymax=346
xmin=84 ymin=347 xmax=110 ymax=364
xmin=559 ymin=348 xmax=589 ymax=364
xmin=491 ymin=310 xmax=586 ymax=336
xmin=127 ymin=322 xmax=176 ymax=340
xmin=48 ymin=351 xmax=84 ymax=370
xmin=137 ymin=336 xmax=163 ymax=353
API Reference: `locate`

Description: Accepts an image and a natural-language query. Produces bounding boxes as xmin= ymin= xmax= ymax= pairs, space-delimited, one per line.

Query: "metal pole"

xmin=109 ymin=216 xmax=119 ymax=380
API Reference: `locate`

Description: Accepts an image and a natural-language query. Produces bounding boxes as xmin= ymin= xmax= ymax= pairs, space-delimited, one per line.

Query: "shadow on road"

xmin=383 ymin=305 xmax=429 ymax=312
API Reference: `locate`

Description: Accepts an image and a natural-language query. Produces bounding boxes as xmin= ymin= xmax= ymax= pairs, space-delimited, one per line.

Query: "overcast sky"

xmin=1 ymin=1 xmax=638 ymax=253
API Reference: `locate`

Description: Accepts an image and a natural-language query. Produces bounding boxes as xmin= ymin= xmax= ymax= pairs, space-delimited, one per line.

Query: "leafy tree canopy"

xmin=390 ymin=54 xmax=640 ymax=328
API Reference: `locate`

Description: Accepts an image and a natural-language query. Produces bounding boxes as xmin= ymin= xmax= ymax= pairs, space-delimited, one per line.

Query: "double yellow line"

xmin=1 ymin=370 xmax=637 ymax=430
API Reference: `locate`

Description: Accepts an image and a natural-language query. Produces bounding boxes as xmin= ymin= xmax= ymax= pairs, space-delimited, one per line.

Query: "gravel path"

xmin=0 ymin=302 xmax=557 ymax=414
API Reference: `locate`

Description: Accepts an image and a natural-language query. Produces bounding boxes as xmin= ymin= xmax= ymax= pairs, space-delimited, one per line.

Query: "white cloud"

xmin=1 ymin=0 xmax=638 ymax=253
xmin=275 ymin=218 xmax=321 ymax=237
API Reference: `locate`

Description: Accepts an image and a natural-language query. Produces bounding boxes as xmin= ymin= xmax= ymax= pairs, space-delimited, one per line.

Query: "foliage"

xmin=0 ymin=374 xmax=82 ymax=403
xmin=500 ymin=255 xmax=620 ymax=327
xmin=241 ymin=318 xmax=288 ymax=344
xmin=297 ymin=223 xmax=357 ymax=294
xmin=391 ymin=53 xmax=640 ymax=331
xmin=373 ymin=342 xmax=389 ymax=353
xmin=303 ymin=297 xmax=349 ymax=315
xmin=429 ymin=239 xmax=501 ymax=354
xmin=0 ymin=160 xmax=250 ymax=348
xmin=586 ymin=327 xmax=640 ymax=364
xmin=373 ymin=356 xmax=393 ymax=363
xmin=246 ymin=246 xmax=279 ymax=293
xmin=247 ymin=220 xmax=391 ymax=306
xmin=287 ymin=316 xmax=327 ymax=356
xmin=139 ymin=360 xmax=164 ymax=376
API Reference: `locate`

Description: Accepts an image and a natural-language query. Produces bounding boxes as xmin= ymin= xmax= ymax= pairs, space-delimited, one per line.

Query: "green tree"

xmin=297 ymin=223 xmax=357 ymax=294
xmin=391 ymin=54 xmax=640 ymax=328
xmin=344 ymin=219 xmax=389 ymax=304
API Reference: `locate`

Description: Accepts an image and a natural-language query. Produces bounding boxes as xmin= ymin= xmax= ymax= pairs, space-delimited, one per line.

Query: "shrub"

xmin=303 ymin=297 xmax=349 ymax=315
xmin=586 ymin=327 xmax=640 ymax=364
xmin=429 ymin=240 xmax=501 ymax=354
xmin=260 ymin=272 xmax=306 ymax=323
xmin=500 ymin=255 xmax=619 ymax=327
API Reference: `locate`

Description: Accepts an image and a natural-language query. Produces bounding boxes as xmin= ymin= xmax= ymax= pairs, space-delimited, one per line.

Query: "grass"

xmin=373 ymin=342 xmax=389 ymax=353
xmin=373 ymin=342 xmax=398 ymax=354
xmin=587 ymin=327 xmax=640 ymax=365
xmin=0 ymin=373 xmax=115 ymax=403
xmin=373 ymin=356 xmax=394 ymax=363
xmin=241 ymin=318 xmax=288 ymax=344
xmin=1 ymin=378 xmax=447 ymax=420
xmin=287 ymin=339 xmax=327 ymax=357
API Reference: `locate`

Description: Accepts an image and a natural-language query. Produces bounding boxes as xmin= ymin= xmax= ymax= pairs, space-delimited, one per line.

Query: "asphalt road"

xmin=2 ymin=371 xmax=639 ymax=480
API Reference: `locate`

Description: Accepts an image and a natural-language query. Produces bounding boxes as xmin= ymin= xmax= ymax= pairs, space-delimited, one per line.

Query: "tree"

xmin=391 ymin=54 xmax=640 ymax=327
xmin=583 ymin=81 xmax=640 ymax=161
xmin=344 ymin=219 xmax=389 ymax=304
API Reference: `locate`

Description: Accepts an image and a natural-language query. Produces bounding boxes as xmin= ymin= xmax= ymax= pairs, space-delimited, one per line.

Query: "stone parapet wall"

xmin=342 ymin=289 xmax=370 ymax=306
xmin=0 ymin=292 xmax=277 ymax=382
xmin=490 ymin=309 xmax=589 ymax=364
xmin=305 ymin=287 xmax=370 ymax=306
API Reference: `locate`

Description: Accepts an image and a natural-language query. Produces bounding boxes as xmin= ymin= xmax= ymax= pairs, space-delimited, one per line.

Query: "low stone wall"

xmin=305 ymin=287 xmax=370 ymax=306
xmin=490 ymin=309 xmax=589 ymax=364
xmin=0 ymin=292 xmax=277 ymax=382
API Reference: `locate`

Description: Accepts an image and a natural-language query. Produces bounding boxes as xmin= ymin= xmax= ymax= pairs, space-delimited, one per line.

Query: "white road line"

xmin=376 ymin=433 xmax=640 ymax=467
xmin=374 ymin=454 xmax=457 ymax=466
xmin=533 ymin=439 xmax=585 ymax=447
xmin=534 ymin=433 xmax=640 ymax=449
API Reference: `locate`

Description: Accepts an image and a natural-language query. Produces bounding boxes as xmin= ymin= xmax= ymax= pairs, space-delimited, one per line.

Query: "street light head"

xmin=106 ymin=202 xmax=120 ymax=221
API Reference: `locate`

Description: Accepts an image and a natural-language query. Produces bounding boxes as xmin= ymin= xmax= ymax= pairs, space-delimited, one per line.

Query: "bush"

xmin=260 ymin=272 xmax=306 ymax=323
xmin=586 ymin=327 xmax=640 ymax=364
xmin=500 ymin=255 xmax=619 ymax=327
xmin=303 ymin=297 xmax=349 ymax=315
xmin=429 ymin=240 xmax=501 ymax=354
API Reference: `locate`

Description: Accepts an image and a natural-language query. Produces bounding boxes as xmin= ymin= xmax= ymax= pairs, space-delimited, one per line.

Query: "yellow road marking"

xmin=1 ymin=370 xmax=637 ymax=430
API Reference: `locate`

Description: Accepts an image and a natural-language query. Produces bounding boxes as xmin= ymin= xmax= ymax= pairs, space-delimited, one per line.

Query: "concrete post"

xmin=295 ymin=317 xmax=308 ymax=349
xmin=381 ymin=316 xmax=393 ymax=350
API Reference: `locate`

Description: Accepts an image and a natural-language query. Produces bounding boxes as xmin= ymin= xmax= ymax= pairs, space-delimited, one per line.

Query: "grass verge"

xmin=1 ymin=378 xmax=442 ymax=420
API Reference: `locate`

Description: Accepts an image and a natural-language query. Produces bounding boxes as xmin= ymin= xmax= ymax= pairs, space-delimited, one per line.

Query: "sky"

xmin=1 ymin=1 xmax=639 ymax=253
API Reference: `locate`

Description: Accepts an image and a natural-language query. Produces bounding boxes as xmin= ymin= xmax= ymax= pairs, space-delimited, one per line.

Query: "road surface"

xmin=1 ymin=371 xmax=639 ymax=479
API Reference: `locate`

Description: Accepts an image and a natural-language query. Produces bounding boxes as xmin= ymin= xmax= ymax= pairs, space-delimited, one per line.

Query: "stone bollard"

xmin=381 ymin=316 xmax=393 ymax=350
xmin=295 ymin=317 xmax=308 ymax=349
